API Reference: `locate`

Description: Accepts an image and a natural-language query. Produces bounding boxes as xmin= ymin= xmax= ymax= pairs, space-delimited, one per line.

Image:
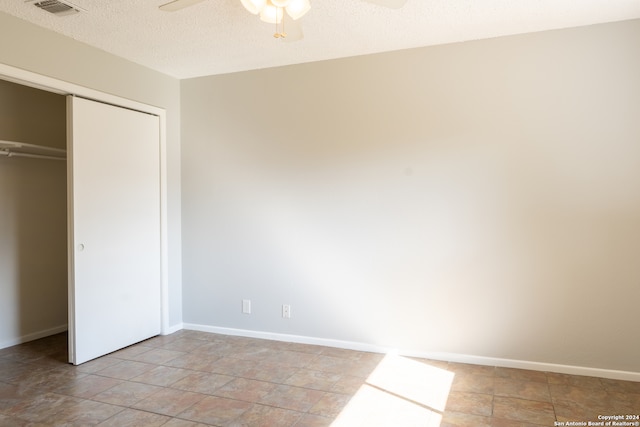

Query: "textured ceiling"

xmin=1 ymin=0 xmax=639 ymax=79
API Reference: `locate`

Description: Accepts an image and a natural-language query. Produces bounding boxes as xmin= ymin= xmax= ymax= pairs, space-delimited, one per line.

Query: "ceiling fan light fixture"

xmin=240 ymin=0 xmax=266 ymax=14
xmin=236 ymin=0 xmax=311 ymax=38
xmin=285 ymin=0 xmax=310 ymax=20
xmin=259 ymin=1 xmax=283 ymax=24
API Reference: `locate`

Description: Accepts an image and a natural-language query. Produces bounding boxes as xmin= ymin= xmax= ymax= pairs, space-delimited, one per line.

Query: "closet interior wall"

xmin=0 ymin=78 xmax=67 ymax=348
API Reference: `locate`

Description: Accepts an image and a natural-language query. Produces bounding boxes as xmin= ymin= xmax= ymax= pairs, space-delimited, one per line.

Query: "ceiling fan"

xmin=158 ymin=0 xmax=408 ymax=41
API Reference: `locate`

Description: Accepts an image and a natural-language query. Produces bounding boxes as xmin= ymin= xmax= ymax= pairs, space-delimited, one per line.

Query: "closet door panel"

xmin=68 ymin=96 xmax=161 ymax=365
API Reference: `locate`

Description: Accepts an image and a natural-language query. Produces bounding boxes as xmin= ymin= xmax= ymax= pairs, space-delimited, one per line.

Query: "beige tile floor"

xmin=0 ymin=330 xmax=638 ymax=426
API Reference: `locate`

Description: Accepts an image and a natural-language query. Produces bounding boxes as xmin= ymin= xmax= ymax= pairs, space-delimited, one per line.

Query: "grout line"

xmin=545 ymin=373 xmax=558 ymax=422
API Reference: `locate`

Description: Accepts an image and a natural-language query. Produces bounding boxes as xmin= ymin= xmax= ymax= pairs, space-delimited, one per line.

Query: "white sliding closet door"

xmin=68 ymin=96 xmax=161 ymax=365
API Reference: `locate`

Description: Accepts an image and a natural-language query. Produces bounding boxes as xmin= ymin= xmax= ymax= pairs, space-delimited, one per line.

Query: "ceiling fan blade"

xmin=283 ymin=17 xmax=304 ymax=42
xmin=361 ymin=0 xmax=407 ymax=9
xmin=159 ymin=0 xmax=206 ymax=12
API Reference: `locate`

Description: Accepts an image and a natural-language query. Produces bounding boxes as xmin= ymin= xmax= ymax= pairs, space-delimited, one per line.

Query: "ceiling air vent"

xmin=31 ymin=0 xmax=80 ymax=16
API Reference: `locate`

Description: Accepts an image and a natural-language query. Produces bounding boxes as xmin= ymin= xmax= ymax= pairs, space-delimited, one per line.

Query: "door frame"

xmin=0 ymin=63 xmax=171 ymax=336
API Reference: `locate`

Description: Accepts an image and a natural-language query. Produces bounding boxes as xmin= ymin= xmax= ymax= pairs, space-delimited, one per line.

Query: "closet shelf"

xmin=0 ymin=139 xmax=66 ymax=161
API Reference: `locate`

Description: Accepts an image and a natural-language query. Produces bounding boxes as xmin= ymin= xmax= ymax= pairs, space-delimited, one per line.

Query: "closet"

xmin=1 ymin=76 xmax=164 ymax=365
xmin=0 ymin=79 xmax=68 ymax=349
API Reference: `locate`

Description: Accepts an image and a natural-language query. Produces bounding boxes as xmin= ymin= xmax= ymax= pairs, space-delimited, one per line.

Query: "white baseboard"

xmin=182 ymin=323 xmax=640 ymax=382
xmin=0 ymin=324 xmax=68 ymax=350
xmin=183 ymin=323 xmax=390 ymax=353
xmin=401 ymin=350 xmax=640 ymax=382
xmin=162 ymin=322 xmax=184 ymax=335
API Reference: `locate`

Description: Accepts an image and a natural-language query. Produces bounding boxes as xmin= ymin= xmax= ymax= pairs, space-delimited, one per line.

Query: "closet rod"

xmin=0 ymin=140 xmax=66 ymax=155
xmin=0 ymin=150 xmax=66 ymax=161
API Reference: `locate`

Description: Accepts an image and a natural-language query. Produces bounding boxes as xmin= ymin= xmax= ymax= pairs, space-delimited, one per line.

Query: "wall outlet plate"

xmin=242 ymin=299 xmax=251 ymax=314
xmin=282 ymin=304 xmax=291 ymax=318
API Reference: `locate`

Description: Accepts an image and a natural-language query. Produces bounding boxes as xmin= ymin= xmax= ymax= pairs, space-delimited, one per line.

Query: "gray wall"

xmin=0 ymin=12 xmax=183 ymax=330
xmin=181 ymin=19 xmax=640 ymax=372
xmin=0 ymin=80 xmax=67 ymax=346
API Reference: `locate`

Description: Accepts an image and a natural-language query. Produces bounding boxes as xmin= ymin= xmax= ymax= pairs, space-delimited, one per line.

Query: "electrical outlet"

xmin=282 ymin=304 xmax=291 ymax=318
xmin=242 ymin=299 xmax=251 ymax=314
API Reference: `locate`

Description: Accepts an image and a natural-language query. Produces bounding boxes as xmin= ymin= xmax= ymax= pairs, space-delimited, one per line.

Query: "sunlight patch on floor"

xmin=331 ymin=354 xmax=454 ymax=426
